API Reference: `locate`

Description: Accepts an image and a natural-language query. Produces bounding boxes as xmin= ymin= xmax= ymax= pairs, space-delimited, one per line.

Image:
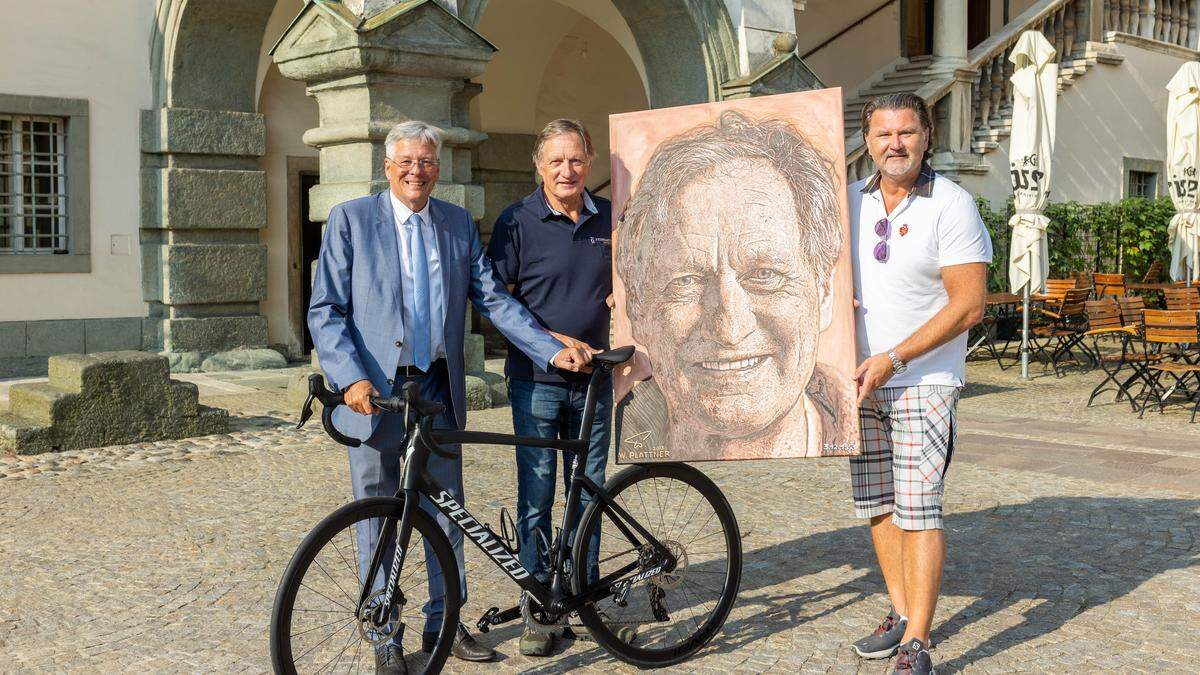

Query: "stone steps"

xmin=843 ymin=42 xmax=1125 ymax=158
xmin=0 ymin=351 xmax=228 ymax=455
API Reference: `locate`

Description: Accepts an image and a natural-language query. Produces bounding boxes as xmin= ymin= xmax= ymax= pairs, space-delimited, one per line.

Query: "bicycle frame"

xmin=357 ymin=366 xmax=677 ymax=624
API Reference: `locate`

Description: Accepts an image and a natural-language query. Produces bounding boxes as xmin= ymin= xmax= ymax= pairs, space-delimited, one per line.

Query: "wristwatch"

xmin=886 ymin=350 xmax=908 ymax=375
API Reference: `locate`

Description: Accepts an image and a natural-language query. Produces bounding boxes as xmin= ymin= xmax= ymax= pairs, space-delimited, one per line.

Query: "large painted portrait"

xmin=610 ymin=89 xmax=860 ymax=463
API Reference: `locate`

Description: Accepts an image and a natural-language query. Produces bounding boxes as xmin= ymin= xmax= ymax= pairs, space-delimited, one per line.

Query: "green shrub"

xmin=974 ymin=195 xmax=1174 ymax=291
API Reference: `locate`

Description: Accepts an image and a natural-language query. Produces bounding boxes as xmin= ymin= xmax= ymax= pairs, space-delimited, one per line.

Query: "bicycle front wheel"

xmin=271 ymin=497 xmax=460 ymax=674
xmin=572 ymin=463 xmax=742 ymax=668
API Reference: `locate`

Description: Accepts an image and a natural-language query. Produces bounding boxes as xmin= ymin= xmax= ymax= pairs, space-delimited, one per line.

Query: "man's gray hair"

xmin=617 ymin=111 xmax=842 ymax=319
xmin=532 ymin=118 xmax=595 ymax=164
xmin=384 ymin=120 xmax=444 ymax=160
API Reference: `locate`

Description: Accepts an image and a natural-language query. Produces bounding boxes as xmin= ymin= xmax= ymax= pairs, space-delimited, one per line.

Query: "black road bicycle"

xmin=270 ymin=346 xmax=742 ymax=673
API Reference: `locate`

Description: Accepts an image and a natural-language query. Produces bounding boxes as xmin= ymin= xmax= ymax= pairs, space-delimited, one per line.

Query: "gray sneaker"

xmin=892 ymin=637 xmax=935 ymax=675
xmin=518 ymin=627 xmax=553 ymax=657
xmin=852 ymin=607 xmax=907 ymax=659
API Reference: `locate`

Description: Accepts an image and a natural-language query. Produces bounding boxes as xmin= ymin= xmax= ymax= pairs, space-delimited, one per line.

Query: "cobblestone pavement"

xmin=1 ymin=358 xmax=1197 ymax=673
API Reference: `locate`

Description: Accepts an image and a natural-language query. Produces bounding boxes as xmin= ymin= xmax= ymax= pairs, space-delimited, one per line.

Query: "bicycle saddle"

xmin=591 ymin=345 xmax=635 ymax=367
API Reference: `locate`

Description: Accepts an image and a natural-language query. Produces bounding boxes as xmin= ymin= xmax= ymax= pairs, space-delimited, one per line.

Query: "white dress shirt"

xmin=389 ymin=191 xmax=447 ymax=365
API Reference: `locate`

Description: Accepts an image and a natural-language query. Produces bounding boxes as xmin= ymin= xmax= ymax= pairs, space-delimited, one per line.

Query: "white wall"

xmin=257 ymin=67 xmax=318 ymax=352
xmin=725 ymin=0 xmax=800 ymax=74
xmin=531 ymin=17 xmax=650 ymax=188
xmin=0 ymin=0 xmax=155 ymax=321
xmin=960 ymin=40 xmax=1190 ymax=207
xmin=796 ymin=0 xmax=901 ymax=92
xmin=257 ymin=0 xmax=319 ymax=352
xmin=472 ymin=0 xmax=648 ymax=188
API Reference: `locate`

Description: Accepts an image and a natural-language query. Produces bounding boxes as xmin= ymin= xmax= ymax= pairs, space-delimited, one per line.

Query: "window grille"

xmin=0 ymin=114 xmax=69 ymax=254
xmin=1127 ymin=170 xmax=1158 ymax=200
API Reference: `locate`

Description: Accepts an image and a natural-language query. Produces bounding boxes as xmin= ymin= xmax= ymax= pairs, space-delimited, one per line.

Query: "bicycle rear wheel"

xmin=271 ymin=496 xmax=459 ymax=674
xmin=571 ymin=463 xmax=741 ymax=668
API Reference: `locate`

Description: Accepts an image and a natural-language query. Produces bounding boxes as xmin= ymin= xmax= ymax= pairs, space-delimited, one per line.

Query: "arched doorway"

xmin=148 ymin=0 xmax=738 ymax=360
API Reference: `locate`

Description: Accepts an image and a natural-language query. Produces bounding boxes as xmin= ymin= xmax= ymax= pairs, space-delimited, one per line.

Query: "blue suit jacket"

xmin=309 ymin=191 xmax=564 ymax=442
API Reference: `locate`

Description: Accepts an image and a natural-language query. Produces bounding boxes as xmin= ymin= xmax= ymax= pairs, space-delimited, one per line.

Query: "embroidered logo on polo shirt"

xmin=899 ymin=225 xmax=909 ymax=237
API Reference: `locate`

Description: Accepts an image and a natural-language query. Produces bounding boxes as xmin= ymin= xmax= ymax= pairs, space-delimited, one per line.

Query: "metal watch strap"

xmin=887 ymin=350 xmax=907 ymax=374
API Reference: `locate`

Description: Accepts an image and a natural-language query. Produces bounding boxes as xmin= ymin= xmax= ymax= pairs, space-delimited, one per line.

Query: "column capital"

xmin=271 ymin=0 xmax=495 ymax=222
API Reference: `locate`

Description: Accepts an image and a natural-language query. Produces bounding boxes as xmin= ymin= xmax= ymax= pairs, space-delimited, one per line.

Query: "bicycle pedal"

xmin=476 ymin=605 xmax=521 ymax=633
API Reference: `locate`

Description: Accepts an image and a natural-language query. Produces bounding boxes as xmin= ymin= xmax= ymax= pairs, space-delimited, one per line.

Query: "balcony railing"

xmin=1105 ymin=0 xmax=1200 ymax=47
xmin=846 ymin=0 xmax=1200 ymax=180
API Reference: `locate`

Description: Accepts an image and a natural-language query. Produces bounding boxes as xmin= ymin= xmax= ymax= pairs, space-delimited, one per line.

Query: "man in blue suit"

xmin=309 ymin=120 xmax=592 ymax=671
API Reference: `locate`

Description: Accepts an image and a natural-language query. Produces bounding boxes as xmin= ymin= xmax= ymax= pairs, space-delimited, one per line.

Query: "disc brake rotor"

xmin=651 ymin=539 xmax=687 ymax=590
xmin=356 ymin=589 xmax=406 ymax=647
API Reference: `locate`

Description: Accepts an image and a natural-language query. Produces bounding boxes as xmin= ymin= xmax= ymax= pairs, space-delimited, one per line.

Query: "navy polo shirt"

xmin=486 ymin=187 xmax=612 ymax=384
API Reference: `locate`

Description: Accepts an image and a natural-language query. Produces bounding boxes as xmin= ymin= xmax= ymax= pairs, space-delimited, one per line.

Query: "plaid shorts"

xmin=849 ymin=384 xmax=961 ymax=531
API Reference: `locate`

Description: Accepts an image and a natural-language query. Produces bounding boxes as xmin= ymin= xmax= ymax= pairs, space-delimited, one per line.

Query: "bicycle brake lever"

xmin=296 ymin=392 xmax=316 ymax=430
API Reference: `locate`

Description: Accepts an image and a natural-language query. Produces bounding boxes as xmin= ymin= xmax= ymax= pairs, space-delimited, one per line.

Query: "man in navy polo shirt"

xmin=485 ymin=118 xmax=614 ymax=656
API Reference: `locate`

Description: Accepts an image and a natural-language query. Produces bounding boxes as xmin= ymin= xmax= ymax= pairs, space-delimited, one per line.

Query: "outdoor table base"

xmin=969 ymin=293 xmax=1023 ymax=369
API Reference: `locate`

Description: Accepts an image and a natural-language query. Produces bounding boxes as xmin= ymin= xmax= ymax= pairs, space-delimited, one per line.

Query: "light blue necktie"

xmin=406 ymin=213 xmax=431 ymax=371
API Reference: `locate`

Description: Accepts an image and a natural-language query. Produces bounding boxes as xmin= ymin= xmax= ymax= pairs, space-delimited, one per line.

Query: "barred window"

xmin=1127 ymin=170 xmax=1158 ymax=199
xmin=0 ymin=115 xmax=69 ymax=254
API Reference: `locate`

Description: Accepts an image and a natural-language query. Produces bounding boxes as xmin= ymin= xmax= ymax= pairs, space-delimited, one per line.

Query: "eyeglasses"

xmin=873 ymin=218 xmax=890 ymax=263
xmin=387 ymin=158 xmax=439 ymax=172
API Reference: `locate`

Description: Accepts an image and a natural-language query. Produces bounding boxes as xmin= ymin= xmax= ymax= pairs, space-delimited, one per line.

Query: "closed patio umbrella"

xmin=1007 ymin=30 xmax=1057 ymax=380
xmin=1166 ymin=62 xmax=1200 ymax=284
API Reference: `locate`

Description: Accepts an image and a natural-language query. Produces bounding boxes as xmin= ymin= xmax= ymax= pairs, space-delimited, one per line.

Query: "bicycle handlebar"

xmin=297 ymin=345 xmax=636 ymax=448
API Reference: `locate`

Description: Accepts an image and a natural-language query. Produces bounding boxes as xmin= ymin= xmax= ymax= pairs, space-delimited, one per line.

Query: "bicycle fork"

xmin=356 ymin=489 xmax=421 ymax=630
xmin=357 ymin=436 xmax=424 ymax=631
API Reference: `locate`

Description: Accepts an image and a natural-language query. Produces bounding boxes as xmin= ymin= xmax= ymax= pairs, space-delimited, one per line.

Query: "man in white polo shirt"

xmin=846 ymin=93 xmax=992 ymax=675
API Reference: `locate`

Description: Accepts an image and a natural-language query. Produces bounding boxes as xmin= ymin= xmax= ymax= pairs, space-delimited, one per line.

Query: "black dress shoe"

xmin=375 ymin=643 xmax=407 ymax=674
xmin=422 ymin=623 xmax=497 ymax=662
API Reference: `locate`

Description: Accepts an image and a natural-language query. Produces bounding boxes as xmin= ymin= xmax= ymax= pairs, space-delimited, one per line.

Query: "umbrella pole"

xmin=1021 ymin=284 xmax=1031 ymax=380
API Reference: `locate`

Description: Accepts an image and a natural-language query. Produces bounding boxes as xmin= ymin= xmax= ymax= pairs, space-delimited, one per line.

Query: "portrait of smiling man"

xmin=613 ymin=107 xmax=858 ymax=462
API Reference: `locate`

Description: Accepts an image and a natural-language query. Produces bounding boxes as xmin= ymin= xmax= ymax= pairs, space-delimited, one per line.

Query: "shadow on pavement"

xmin=518 ymin=496 xmax=1198 ymax=673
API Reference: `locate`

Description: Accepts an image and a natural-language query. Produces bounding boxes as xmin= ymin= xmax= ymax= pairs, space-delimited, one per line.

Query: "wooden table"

xmin=986 ymin=292 xmax=1023 ymax=306
xmin=1127 ymin=281 xmax=1185 ymax=292
xmin=1127 ymin=281 xmax=1186 ymax=308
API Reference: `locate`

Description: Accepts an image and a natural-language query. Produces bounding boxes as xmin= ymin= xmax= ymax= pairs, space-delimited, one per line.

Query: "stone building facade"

xmin=2 ymin=0 xmax=1198 ymax=375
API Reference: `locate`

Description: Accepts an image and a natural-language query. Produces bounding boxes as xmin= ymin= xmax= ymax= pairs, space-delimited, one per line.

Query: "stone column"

xmin=1139 ymin=0 xmax=1158 ymax=39
xmin=1082 ymin=0 xmax=1107 ymax=43
xmin=272 ymin=0 xmax=496 ymax=406
xmin=140 ymin=108 xmax=271 ymax=370
xmin=272 ymin=1 xmax=492 ymax=224
xmin=929 ymin=0 xmax=969 ymax=74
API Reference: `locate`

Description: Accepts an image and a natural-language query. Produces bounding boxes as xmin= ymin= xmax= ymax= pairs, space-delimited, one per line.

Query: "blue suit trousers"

xmin=347 ymin=360 xmax=466 ymax=637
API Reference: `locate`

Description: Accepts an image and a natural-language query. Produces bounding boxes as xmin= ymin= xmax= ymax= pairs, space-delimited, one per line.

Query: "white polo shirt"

xmin=848 ymin=166 xmax=993 ymax=388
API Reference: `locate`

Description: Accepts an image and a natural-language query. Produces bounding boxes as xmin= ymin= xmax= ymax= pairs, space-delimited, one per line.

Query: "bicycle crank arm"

xmin=475 ymin=605 xmax=521 ymax=634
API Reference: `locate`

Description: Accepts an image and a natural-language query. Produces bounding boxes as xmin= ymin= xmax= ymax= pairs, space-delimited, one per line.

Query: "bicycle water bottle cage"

xmin=499 ymin=507 xmax=519 ymax=554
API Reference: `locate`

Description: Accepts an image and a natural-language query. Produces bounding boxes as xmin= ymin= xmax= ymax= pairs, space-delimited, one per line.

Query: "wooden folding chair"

xmin=1138 ymin=310 xmax=1200 ymax=422
xmin=1083 ymin=299 xmax=1159 ymax=409
xmin=1041 ymin=278 xmax=1076 ymax=300
xmin=1093 ymin=272 xmax=1127 ymax=299
xmin=1141 ymin=260 xmax=1165 ymax=284
xmin=1118 ymin=295 xmax=1147 ymax=332
xmin=1029 ymin=287 xmax=1093 ymax=377
xmin=1163 ymin=286 xmax=1200 ymax=312
xmin=1071 ymin=271 xmax=1094 ymax=296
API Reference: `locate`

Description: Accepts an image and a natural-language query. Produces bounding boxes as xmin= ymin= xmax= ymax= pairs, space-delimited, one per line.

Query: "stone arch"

xmin=463 ymin=0 xmax=738 ymax=109
xmin=141 ymin=0 xmax=279 ymax=361
xmin=141 ymin=0 xmax=739 ymax=363
xmin=149 ymin=0 xmax=278 ymax=111
xmin=609 ymin=0 xmax=739 ymax=108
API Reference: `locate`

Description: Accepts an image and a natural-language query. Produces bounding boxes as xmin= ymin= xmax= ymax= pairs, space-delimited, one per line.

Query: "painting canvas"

xmin=610 ymin=89 xmax=860 ymax=463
